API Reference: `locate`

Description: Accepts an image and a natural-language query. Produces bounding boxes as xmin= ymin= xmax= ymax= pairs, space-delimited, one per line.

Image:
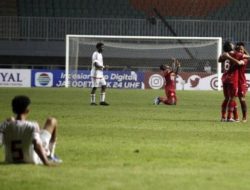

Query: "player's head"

xmin=223 ymin=41 xmax=234 ymax=52
xmin=235 ymin=42 xmax=245 ymax=53
xmin=160 ymin=64 xmax=171 ymax=72
xmin=160 ymin=64 xmax=166 ymax=71
xmin=96 ymin=42 xmax=104 ymax=52
xmin=12 ymin=95 xmax=31 ymax=115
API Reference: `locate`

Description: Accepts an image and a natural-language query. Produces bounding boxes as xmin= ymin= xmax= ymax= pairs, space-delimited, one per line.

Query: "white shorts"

xmin=91 ymin=77 xmax=106 ymax=88
xmin=40 ymin=130 xmax=51 ymax=156
xmin=33 ymin=129 xmax=52 ymax=165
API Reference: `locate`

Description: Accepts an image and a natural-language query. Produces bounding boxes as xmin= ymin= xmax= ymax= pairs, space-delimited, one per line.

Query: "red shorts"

xmin=223 ymin=83 xmax=238 ymax=98
xmin=163 ymin=90 xmax=177 ymax=105
xmin=238 ymin=83 xmax=248 ymax=97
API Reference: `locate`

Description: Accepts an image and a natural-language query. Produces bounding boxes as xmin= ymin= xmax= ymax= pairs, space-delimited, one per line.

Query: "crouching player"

xmin=0 ymin=95 xmax=62 ymax=166
xmin=154 ymin=59 xmax=180 ymax=105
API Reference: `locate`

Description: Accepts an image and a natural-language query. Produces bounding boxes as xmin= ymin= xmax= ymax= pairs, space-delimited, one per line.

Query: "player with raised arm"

xmin=90 ymin=42 xmax=109 ymax=106
xmin=154 ymin=59 xmax=180 ymax=105
xmin=219 ymin=41 xmax=246 ymax=122
xmin=0 ymin=95 xmax=62 ymax=166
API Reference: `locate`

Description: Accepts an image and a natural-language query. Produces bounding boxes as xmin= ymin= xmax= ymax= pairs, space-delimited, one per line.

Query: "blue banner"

xmin=32 ymin=70 xmax=145 ymax=89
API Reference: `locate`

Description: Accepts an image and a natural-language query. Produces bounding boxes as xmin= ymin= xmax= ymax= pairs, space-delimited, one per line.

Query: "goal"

xmin=65 ymin=35 xmax=222 ymax=90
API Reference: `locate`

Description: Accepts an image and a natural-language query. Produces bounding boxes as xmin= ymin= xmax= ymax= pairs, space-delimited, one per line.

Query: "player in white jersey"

xmin=0 ymin=95 xmax=62 ymax=166
xmin=90 ymin=42 xmax=109 ymax=106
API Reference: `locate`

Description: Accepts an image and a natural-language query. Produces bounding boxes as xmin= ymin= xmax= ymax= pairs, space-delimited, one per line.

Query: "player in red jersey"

xmin=235 ymin=42 xmax=249 ymax=122
xmin=154 ymin=59 xmax=180 ymax=105
xmin=219 ymin=41 xmax=245 ymax=122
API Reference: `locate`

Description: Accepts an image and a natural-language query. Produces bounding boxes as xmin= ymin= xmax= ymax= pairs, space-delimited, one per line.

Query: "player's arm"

xmin=33 ymin=139 xmax=52 ymax=166
xmin=0 ymin=117 xmax=15 ymax=146
xmin=175 ymin=60 xmax=180 ymax=74
xmin=243 ymin=54 xmax=250 ymax=59
xmin=33 ymin=127 xmax=56 ymax=166
xmin=219 ymin=52 xmax=244 ymax=65
xmin=172 ymin=58 xmax=180 ymax=74
xmin=94 ymin=61 xmax=104 ymax=69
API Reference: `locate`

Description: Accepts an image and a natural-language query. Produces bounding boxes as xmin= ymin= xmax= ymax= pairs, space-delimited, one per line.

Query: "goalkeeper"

xmin=90 ymin=42 xmax=109 ymax=106
xmin=154 ymin=59 xmax=180 ymax=105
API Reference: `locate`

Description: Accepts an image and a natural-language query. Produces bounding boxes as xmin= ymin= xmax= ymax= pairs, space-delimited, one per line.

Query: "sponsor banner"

xmin=34 ymin=72 xmax=53 ymax=87
xmin=245 ymin=74 xmax=250 ymax=90
xmin=0 ymin=69 xmax=31 ymax=87
xmin=32 ymin=70 xmax=145 ymax=89
xmin=145 ymin=72 xmax=250 ymax=91
xmin=145 ymin=72 xmax=219 ymax=90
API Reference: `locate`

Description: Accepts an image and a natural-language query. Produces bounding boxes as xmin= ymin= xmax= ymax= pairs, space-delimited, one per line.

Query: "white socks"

xmin=91 ymin=94 xmax=96 ymax=103
xmin=91 ymin=93 xmax=106 ymax=103
xmin=100 ymin=93 xmax=106 ymax=102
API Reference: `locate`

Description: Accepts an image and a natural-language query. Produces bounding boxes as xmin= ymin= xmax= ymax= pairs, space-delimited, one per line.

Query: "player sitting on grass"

xmin=0 ymin=95 xmax=62 ymax=166
xmin=154 ymin=59 xmax=180 ymax=105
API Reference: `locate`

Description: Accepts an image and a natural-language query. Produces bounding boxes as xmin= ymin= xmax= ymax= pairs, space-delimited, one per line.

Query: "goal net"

xmin=65 ymin=35 xmax=222 ymax=90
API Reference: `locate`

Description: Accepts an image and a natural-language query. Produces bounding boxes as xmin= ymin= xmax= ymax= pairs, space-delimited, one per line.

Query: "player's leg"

xmin=227 ymin=98 xmax=235 ymax=121
xmin=221 ymin=98 xmax=229 ymax=121
xmin=90 ymin=77 xmax=98 ymax=105
xmin=154 ymin=96 xmax=161 ymax=105
xmin=221 ymin=83 xmax=229 ymax=121
xmin=165 ymin=91 xmax=176 ymax=105
xmin=239 ymin=96 xmax=247 ymax=122
xmin=227 ymin=84 xmax=239 ymax=122
xmin=159 ymin=96 xmax=168 ymax=104
xmin=238 ymin=84 xmax=247 ymax=122
xmin=41 ymin=117 xmax=62 ymax=163
xmin=100 ymin=78 xmax=109 ymax=105
xmin=159 ymin=96 xmax=175 ymax=105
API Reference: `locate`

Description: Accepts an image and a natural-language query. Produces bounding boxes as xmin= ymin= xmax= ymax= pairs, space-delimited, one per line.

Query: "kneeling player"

xmin=154 ymin=59 xmax=180 ymax=105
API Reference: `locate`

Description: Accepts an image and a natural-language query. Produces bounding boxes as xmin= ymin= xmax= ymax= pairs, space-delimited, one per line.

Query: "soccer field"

xmin=0 ymin=88 xmax=250 ymax=190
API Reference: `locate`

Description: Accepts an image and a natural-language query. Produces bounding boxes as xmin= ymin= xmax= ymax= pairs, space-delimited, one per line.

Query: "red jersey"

xmin=164 ymin=71 xmax=176 ymax=91
xmin=238 ymin=58 xmax=248 ymax=84
xmin=222 ymin=51 xmax=244 ymax=85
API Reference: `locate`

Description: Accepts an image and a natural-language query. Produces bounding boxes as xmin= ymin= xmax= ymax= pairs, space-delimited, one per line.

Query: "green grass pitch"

xmin=1 ymin=88 xmax=250 ymax=190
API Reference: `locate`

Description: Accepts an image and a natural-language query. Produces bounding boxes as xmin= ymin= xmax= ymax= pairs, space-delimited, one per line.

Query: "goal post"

xmin=65 ymin=35 xmax=222 ymax=90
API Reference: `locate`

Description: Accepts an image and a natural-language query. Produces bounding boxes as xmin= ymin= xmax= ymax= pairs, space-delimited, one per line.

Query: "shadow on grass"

xmin=145 ymin=118 xmax=219 ymax=123
xmin=0 ymin=161 xmax=8 ymax=165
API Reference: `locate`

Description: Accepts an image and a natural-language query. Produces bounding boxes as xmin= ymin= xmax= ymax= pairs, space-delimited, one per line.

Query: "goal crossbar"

xmin=65 ymin=35 xmax=222 ymax=90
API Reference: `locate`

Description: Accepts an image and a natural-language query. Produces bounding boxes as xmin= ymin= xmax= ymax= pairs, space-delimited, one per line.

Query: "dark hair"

xmin=223 ymin=41 xmax=233 ymax=52
xmin=160 ymin=64 xmax=166 ymax=71
xmin=96 ymin=42 xmax=104 ymax=49
xmin=236 ymin=41 xmax=245 ymax=47
xmin=12 ymin=95 xmax=31 ymax=114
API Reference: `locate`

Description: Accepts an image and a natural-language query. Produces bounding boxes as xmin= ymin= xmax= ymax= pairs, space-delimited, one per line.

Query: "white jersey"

xmin=0 ymin=120 xmax=43 ymax=164
xmin=91 ymin=51 xmax=104 ymax=78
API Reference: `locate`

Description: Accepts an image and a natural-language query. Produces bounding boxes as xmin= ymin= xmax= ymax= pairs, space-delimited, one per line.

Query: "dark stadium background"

xmin=0 ymin=0 xmax=249 ymax=72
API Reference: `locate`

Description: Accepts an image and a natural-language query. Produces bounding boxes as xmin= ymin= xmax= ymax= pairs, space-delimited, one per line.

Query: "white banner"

xmin=180 ymin=74 xmax=218 ymax=91
xmin=146 ymin=72 xmax=250 ymax=91
xmin=179 ymin=74 xmax=250 ymax=91
xmin=0 ymin=69 xmax=31 ymax=87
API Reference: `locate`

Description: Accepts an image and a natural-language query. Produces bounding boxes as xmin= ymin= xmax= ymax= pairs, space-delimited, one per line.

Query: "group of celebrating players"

xmin=154 ymin=41 xmax=249 ymax=123
xmin=220 ymin=41 xmax=249 ymax=122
